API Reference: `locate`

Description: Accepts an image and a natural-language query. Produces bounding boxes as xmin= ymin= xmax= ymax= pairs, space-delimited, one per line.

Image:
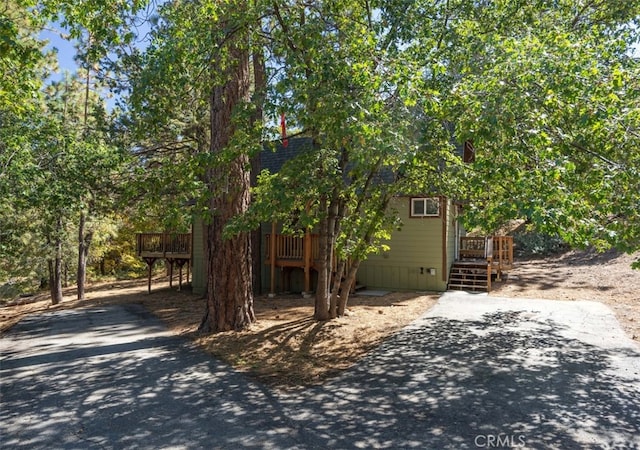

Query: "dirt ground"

xmin=491 ymin=249 xmax=640 ymax=342
xmin=1 ymin=248 xmax=638 ymax=388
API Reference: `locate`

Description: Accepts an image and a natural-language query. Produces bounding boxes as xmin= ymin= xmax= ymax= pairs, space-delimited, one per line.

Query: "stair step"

xmin=448 ymin=285 xmax=488 ymax=292
xmin=448 ymin=280 xmax=486 ymax=286
xmin=449 ymin=259 xmax=493 ymax=292
xmin=450 ymin=274 xmax=487 ymax=279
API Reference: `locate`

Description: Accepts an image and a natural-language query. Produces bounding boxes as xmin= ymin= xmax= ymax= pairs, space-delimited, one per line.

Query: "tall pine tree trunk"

xmin=250 ymin=48 xmax=266 ymax=295
xmin=78 ymin=56 xmax=93 ymax=301
xmin=199 ymin=25 xmax=255 ymax=333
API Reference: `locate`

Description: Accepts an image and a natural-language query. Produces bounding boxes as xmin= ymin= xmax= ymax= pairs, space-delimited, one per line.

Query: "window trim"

xmin=410 ymin=197 xmax=441 ymax=218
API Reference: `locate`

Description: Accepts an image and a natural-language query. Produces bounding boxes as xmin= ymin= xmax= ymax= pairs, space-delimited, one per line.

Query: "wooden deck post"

xmin=509 ymin=237 xmax=514 ymax=268
xmin=269 ymin=222 xmax=276 ymax=296
xmin=176 ymin=259 xmax=188 ymax=291
xmin=143 ymin=257 xmax=157 ymax=294
xmin=168 ymin=258 xmax=174 ymax=288
xmin=496 ymin=237 xmax=503 ymax=281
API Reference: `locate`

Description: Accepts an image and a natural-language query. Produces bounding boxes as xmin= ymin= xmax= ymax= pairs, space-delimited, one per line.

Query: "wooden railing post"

xmin=509 ymin=236 xmax=514 ymax=267
xmin=485 ymin=236 xmax=493 ymax=260
xmin=269 ymin=223 xmax=276 ymax=296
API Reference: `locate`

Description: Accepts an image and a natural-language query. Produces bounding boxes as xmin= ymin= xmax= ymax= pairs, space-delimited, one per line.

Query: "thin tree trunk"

xmin=315 ymin=193 xmax=340 ymax=321
xmin=329 ymin=260 xmax=346 ymax=319
xmin=78 ymin=48 xmax=92 ymax=301
xmin=48 ymin=260 xmax=55 ymax=301
xmin=336 ymin=190 xmax=393 ymax=316
xmin=337 ymin=259 xmax=361 ymax=316
xmin=329 ymin=198 xmax=347 ymax=318
xmin=50 ymin=218 xmax=64 ymax=305
xmin=77 ymin=211 xmax=93 ymax=300
xmin=199 ymin=22 xmax=255 ymax=333
xmin=313 ymin=219 xmax=331 ymax=320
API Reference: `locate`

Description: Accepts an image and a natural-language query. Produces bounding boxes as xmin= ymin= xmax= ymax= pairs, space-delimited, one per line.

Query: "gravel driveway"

xmin=2 ymin=292 xmax=639 ymax=449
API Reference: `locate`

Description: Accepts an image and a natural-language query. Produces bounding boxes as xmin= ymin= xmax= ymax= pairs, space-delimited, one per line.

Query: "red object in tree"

xmin=280 ymin=112 xmax=288 ymax=148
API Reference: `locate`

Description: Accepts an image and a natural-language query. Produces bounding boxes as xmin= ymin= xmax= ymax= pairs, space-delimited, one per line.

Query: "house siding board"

xmin=191 ymin=199 xmax=453 ymax=293
xmin=358 ymin=197 xmax=448 ymax=291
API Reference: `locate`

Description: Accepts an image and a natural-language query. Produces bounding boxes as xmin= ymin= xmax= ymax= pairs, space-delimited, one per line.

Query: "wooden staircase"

xmin=447 ymin=261 xmax=491 ymax=292
xmin=447 ymin=236 xmax=515 ymax=293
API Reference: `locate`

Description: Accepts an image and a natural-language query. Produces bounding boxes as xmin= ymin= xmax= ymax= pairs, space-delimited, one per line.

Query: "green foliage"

xmin=0 ymin=0 xmax=47 ymax=116
xmin=81 ymin=215 xmax=145 ymax=279
xmin=440 ymin=0 xmax=640 ymax=255
xmin=512 ymin=228 xmax=569 ymax=258
xmin=228 ymin=0 xmax=459 ymax=269
xmin=18 ymin=0 xmax=637 ymax=299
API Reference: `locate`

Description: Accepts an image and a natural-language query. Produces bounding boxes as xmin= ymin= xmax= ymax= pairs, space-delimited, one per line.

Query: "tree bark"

xmin=49 ymin=218 xmax=64 ymax=305
xmin=329 ymin=259 xmax=346 ymax=319
xmin=314 ymin=196 xmax=331 ymax=320
xmin=315 ymin=193 xmax=340 ymax=320
xmin=329 ymin=198 xmax=347 ymax=318
xmin=337 ymin=259 xmax=361 ymax=316
xmin=199 ymin=24 xmax=255 ymax=333
xmin=250 ymin=47 xmax=266 ymax=295
xmin=77 ymin=211 xmax=93 ymax=300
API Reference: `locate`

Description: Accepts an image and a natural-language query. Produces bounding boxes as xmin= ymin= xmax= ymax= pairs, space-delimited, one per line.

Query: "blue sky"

xmin=40 ymin=26 xmax=78 ymax=82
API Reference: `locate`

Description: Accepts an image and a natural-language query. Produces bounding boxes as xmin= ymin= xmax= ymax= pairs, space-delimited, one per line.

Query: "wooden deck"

xmin=449 ymin=236 xmax=514 ymax=292
xmin=265 ymin=232 xmax=321 ymax=294
xmin=264 ymin=233 xmax=321 ymax=267
xmin=136 ymin=233 xmax=192 ymax=293
xmin=264 ymin=231 xmax=353 ymax=295
xmin=136 ymin=233 xmax=192 ymax=260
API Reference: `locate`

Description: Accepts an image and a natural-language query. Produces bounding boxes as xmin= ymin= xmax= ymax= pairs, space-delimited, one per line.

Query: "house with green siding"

xmin=137 ymin=138 xmax=513 ymax=295
xmin=186 ymin=138 xmax=465 ymax=295
xmin=356 ymin=195 xmax=461 ymax=292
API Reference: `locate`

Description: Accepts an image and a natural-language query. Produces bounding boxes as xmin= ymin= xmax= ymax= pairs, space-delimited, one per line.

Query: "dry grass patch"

xmin=190 ymin=292 xmax=438 ymax=389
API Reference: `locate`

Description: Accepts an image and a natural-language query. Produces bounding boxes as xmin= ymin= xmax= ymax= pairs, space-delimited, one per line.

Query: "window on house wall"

xmin=410 ymin=197 xmax=440 ymax=217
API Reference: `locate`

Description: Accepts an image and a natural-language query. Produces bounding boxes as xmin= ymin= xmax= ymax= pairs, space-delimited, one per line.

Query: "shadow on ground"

xmin=280 ymin=309 xmax=640 ymax=449
xmin=2 ymin=299 xmax=639 ymax=449
xmin=0 ymin=305 xmax=304 ymax=449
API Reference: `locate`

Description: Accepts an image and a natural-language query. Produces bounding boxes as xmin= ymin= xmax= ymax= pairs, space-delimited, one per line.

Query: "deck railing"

xmin=493 ymin=236 xmax=514 ymax=270
xmin=136 ymin=233 xmax=191 ymax=258
xmin=458 ymin=235 xmax=514 ymax=271
xmin=264 ymin=233 xmax=320 ymax=262
xmin=459 ymin=236 xmax=493 ymax=260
